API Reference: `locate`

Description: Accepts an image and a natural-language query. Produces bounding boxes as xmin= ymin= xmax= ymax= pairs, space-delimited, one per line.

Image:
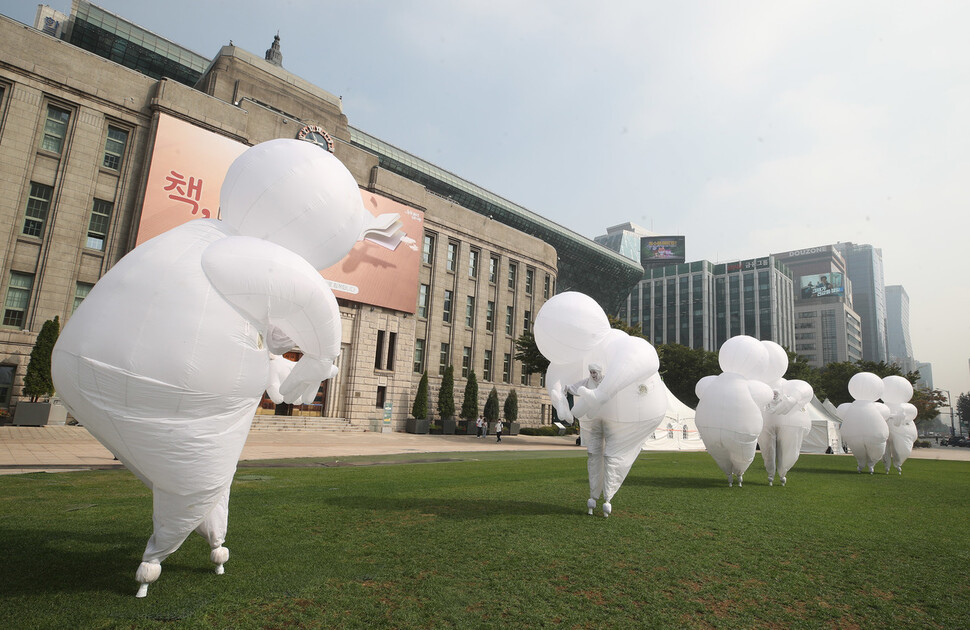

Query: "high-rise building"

xmin=886 ymin=285 xmax=917 ymax=373
xmin=772 ymin=246 xmax=863 ymax=368
xmin=613 ymin=256 xmax=795 ymax=351
xmin=832 ymin=242 xmax=888 ymax=363
xmin=593 ymin=222 xmax=656 ymax=263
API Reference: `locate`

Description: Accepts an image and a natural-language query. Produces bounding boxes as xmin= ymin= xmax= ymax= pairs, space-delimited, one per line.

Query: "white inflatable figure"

xmin=52 ymin=139 xmax=362 ymax=597
xmin=755 ymin=341 xmax=813 ymax=486
xmin=880 ymin=375 xmax=918 ymax=474
xmin=837 ymin=372 xmax=890 ymax=474
xmin=535 ymin=293 xmax=667 ymax=517
xmin=694 ymin=335 xmax=773 ymax=487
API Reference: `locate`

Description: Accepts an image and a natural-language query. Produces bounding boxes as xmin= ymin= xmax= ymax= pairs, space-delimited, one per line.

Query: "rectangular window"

xmin=520 ymin=368 xmax=530 ymax=386
xmin=23 ymin=182 xmax=53 ymax=238
xmin=505 ymin=305 xmax=514 ymax=335
xmin=417 ymin=283 xmax=429 ymax=318
xmin=3 ymin=272 xmax=33 ymax=328
xmin=73 ymin=282 xmax=93 ymax=314
xmin=486 ymin=300 xmax=495 ymax=332
xmin=468 ymin=249 xmax=480 ymax=278
xmin=422 ymin=233 xmax=435 ymax=265
xmin=103 ymin=126 xmax=128 ymax=170
xmin=42 ymin=104 xmax=71 ymax=153
xmin=446 ymin=241 xmax=458 ymax=272
xmin=439 ymin=342 xmax=449 ymax=376
xmin=413 ymin=339 xmax=425 ymax=373
xmin=525 ymin=268 xmax=534 ymax=295
xmin=543 ymin=274 xmax=550 ymax=299
xmin=503 ymin=353 xmax=511 ymax=383
xmin=375 ymin=330 xmax=386 ymax=369
xmin=523 ymin=310 xmax=531 ymax=333
xmin=387 ymin=332 xmax=397 ymax=370
xmin=442 ymin=290 xmax=453 ymax=323
xmin=0 ymin=365 xmax=14 ymax=410
xmin=86 ymin=198 xmax=112 ymax=250
xmin=465 ymin=296 xmax=475 ymax=327
xmin=376 ymin=386 xmax=386 ymax=408
xmin=483 ymin=349 xmax=493 ymax=381
xmin=462 ymin=346 xmax=471 ymax=378
xmin=489 ymin=256 xmax=499 ymax=283
xmin=508 ymin=262 xmax=517 ymax=290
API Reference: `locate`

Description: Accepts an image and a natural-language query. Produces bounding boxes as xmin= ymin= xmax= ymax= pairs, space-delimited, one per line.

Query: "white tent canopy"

xmin=642 ymin=383 xmax=706 ymax=451
xmin=800 ymin=397 xmax=843 ymax=454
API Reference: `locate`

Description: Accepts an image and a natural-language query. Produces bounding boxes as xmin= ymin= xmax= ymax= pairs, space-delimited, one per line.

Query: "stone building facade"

xmin=0 ymin=13 xmax=557 ymax=428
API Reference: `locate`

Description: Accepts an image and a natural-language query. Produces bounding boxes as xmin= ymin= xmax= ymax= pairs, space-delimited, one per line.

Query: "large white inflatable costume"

xmin=880 ymin=375 xmax=918 ymax=474
xmin=534 ymin=293 xmax=667 ymax=517
xmin=694 ymin=335 xmax=773 ymax=487
xmin=755 ymin=341 xmax=814 ymax=486
xmin=52 ymin=140 xmax=363 ymax=596
xmin=837 ymin=372 xmax=890 ymax=474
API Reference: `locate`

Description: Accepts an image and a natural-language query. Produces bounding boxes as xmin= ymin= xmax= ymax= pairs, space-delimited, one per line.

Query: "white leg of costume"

xmin=601 ymin=420 xmax=656 ymax=506
xmin=759 ymin=425 xmax=777 ymax=485
xmin=194 ymin=484 xmax=231 ymax=574
xmin=581 ymin=418 xmax=606 ymax=512
xmin=774 ymin=425 xmax=808 ymax=485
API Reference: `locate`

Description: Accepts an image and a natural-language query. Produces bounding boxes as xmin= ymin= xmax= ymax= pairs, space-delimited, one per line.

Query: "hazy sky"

xmin=3 ymin=1 xmax=968 ymax=400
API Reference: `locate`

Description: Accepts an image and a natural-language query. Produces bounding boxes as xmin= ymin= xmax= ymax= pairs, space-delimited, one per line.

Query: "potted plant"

xmin=14 ymin=316 xmax=67 ymax=426
xmin=406 ymin=370 xmax=430 ymax=434
xmin=504 ymin=388 xmax=520 ymax=435
xmin=437 ymin=365 xmax=456 ymax=434
xmin=460 ymin=370 xmax=479 ymax=434
xmin=484 ymin=386 xmax=501 ymax=435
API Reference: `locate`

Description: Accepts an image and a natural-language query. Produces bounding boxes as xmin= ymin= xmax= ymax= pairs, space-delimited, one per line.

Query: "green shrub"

xmin=411 ymin=371 xmax=429 ymax=419
xmin=519 ymin=426 xmax=561 ymax=436
xmin=437 ymin=365 xmax=455 ymax=418
xmin=23 ymin=316 xmax=59 ymax=402
xmin=460 ymin=371 xmax=479 ymax=420
xmin=504 ymin=389 xmax=518 ymax=422
xmin=484 ymin=387 xmax=500 ymax=421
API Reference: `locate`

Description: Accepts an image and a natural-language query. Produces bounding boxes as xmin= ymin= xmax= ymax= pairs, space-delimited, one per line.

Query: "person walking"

xmin=476 ymin=415 xmax=484 ymax=438
xmin=495 ymin=419 xmax=503 ymax=443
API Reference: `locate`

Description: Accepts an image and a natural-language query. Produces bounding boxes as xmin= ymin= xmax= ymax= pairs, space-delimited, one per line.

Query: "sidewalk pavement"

xmin=0 ymin=425 xmax=582 ymax=475
xmin=1 ymin=425 xmax=968 ymax=476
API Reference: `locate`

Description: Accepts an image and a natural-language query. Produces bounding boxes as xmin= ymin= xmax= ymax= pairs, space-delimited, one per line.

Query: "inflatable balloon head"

xmin=881 ymin=375 xmax=914 ymax=405
xmin=848 ymin=372 xmax=884 ymax=402
xmin=219 ymin=139 xmax=366 ymax=270
xmin=718 ymin=335 xmax=769 ymax=379
xmin=756 ymin=340 xmax=789 ymax=385
xmin=534 ymin=292 xmax=611 ymax=365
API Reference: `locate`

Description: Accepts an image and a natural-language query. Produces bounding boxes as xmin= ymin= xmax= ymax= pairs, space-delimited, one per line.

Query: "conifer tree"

xmin=461 ymin=371 xmax=479 ymax=420
xmin=411 ymin=371 xmax=429 ymax=419
xmin=23 ymin=316 xmax=59 ymax=402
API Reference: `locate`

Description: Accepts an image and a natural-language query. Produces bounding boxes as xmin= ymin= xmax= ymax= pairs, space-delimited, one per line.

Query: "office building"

xmin=832 ymin=242 xmax=888 ymax=363
xmin=886 ymin=285 xmax=917 ymax=374
xmin=772 ymin=246 xmax=863 ymax=368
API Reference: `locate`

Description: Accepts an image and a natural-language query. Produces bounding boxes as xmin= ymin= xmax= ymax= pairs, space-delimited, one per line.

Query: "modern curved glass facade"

xmin=349 ymin=128 xmax=644 ymax=310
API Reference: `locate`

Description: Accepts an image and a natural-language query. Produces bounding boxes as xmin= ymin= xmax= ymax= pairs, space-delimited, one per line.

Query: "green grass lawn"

xmin=1 ymin=451 xmax=968 ymax=629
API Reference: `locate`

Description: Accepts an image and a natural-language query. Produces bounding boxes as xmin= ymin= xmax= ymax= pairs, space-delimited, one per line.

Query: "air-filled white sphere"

xmin=534 ymin=292 xmax=611 ymax=364
xmin=902 ymin=403 xmax=918 ymax=422
xmin=758 ymin=341 xmax=789 ymax=383
xmin=881 ymin=375 xmax=914 ymax=405
xmin=718 ymin=335 xmax=768 ymax=378
xmin=784 ymin=379 xmax=814 ymax=405
xmin=848 ymin=372 xmax=884 ymax=402
xmin=220 ymin=139 xmax=365 ymax=270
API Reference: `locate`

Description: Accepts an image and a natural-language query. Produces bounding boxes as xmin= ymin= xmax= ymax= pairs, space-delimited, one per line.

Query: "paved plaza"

xmin=1 ymin=425 xmax=967 ymax=476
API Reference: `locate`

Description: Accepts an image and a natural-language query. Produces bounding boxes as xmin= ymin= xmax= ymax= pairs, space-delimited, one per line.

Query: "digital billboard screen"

xmin=640 ymin=236 xmax=685 ymax=264
xmin=799 ymin=272 xmax=844 ymax=299
xmin=139 ymin=114 xmax=423 ymax=313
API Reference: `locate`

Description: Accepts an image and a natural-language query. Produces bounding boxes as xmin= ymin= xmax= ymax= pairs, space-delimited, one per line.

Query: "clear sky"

xmin=3 ymin=1 xmax=968 ymax=401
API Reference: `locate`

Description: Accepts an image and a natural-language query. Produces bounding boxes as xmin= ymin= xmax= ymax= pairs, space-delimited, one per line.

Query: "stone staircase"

xmin=250 ymin=416 xmax=367 ymax=432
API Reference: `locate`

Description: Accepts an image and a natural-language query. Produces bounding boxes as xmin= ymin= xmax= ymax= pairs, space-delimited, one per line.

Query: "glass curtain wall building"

xmin=617 ymin=257 xmax=794 ymax=351
xmin=833 ymin=242 xmax=888 ymax=363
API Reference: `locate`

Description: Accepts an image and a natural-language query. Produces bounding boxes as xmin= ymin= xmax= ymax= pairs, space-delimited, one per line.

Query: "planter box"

xmin=405 ymin=418 xmax=430 ymax=434
xmin=441 ymin=417 xmax=457 ymax=435
xmin=507 ymin=421 xmax=521 ymax=436
xmin=13 ymin=402 xmax=67 ymax=426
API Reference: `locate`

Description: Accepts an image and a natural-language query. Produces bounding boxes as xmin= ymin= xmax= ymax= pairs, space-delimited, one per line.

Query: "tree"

xmin=513 ymin=331 xmax=549 ymax=375
xmin=484 ymin=387 xmax=500 ymax=422
xmin=607 ymin=316 xmax=648 ymax=340
xmin=911 ymin=387 xmax=947 ymax=426
xmin=656 ymin=343 xmax=720 ymax=407
xmin=503 ymin=389 xmax=518 ymax=422
xmin=957 ymin=393 xmax=970 ymax=434
xmin=460 ymin=371 xmax=479 ymax=420
xmin=23 ymin=316 xmax=59 ymax=402
xmin=783 ymin=351 xmax=824 ymax=399
xmin=437 ymin=365 xmax=455 ymax=419
xmin=411 ymin=371 xmax=429 ymax=419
